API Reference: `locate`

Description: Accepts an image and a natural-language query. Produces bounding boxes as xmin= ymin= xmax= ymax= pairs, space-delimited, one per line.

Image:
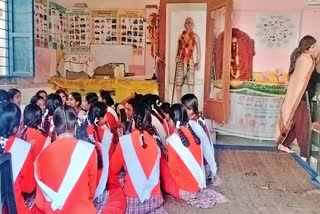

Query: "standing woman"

xmin=110 ymin=103 xmax=166 ymax=213
xmin=0 ymin=101 xmax=35 ymax=214
xmin=160 ymin=104 xmax=227 ymax=208
xmin=181 ymin=93 xmax=218 ymax=184
xmin=276 ymin=35 xmax=319 ymax=159
xmin=34 ymin=106 xmax=97 ymax=213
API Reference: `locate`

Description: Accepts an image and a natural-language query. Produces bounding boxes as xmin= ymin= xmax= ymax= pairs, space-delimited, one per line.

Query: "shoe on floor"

xmin=278 ymin=144 xmax=294 ymax=153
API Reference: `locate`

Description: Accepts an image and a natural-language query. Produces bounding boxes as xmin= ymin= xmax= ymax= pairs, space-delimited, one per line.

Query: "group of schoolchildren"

xmin=0 ymin=88 xmax=228 ymax=214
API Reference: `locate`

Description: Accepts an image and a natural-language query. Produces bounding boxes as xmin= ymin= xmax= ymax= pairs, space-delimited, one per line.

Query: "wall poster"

xmin=35 ymin=0 xmax=49 ymax=48
xmin=118 ymin=9 xmax=146 ymax=55
xmin=91 ymin=10 xmax=118 ymax=45
xmin=66 ymin=7 xmax=90 ymax=52
xmin=255 ymin=12 xmax=300 ymax=49
xmin=48 ymin=1 xmax=67 ymax=49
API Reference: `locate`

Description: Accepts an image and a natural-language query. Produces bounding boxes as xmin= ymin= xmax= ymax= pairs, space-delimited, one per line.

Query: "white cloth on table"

xmin=58 ymin=53 xmax=96 ymax=77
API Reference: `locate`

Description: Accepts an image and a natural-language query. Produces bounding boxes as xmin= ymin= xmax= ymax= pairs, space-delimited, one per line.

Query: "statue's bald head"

xmin=184 ymin=17 xmax=194 ymax=31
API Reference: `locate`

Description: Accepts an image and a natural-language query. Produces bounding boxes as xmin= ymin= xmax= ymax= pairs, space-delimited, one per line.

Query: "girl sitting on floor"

xmin=42 ymin=93 xmax=63 ymax=143
xmin=8 ymin=88 xmax=22 ymax=107
xmin=160 ymin=103 xmax=228 ymax=208
xmin=181 ymin=93 xmax=219 ymax=185
xmin=34 ymin=106 xmax=97 ymax=213
xmin=20 ymin=104 xmax=48 ymax=162
xmin=30 ymin=95 xmax=46 ymax=114
xmin=110 ymin=103 xmax=167 ymax=214
xmin=0 ymin=101 xmax=35 ymax=214
xmin=141 ymin=94 xmax=169 ymax=144
xmin=67 ymin=92 xmax=86 ymax=120
xmin=99 ymin=90 xmax=120 ymax=147
xmin=77 ymin=101 xmax=126 ymax=214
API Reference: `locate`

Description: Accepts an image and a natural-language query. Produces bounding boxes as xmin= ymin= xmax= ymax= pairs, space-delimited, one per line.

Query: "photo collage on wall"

xmin=35 ymin=0 xmax=49 ymax=48
xmin=118 ymin=10 xmax=146 ymax=55
xmin=91 ymin=10 xmax=118 ymax=45
xmin=66 ymin=8 xmax=90 ymax=52
xmin=255 ymin=12 xmax=299 ymax=49
xmin=48 ymin=1 xmax=67 ymax=49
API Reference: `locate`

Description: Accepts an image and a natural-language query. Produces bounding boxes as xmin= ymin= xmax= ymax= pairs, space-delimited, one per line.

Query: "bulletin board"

xmin=42 ymin=4 xmax=149 ymax=76
xmin=91 ymin=9 xmax=119 ymax=45
xmin=118 ymin=9 xmax=146 ymax=55
xmin=48 ymin=1 xmax=68 ymax=49
xmin=66 ymin=7 xmax=91 ymax=52
xmin=35 ymin=0 xmax=49 ymax=48
xmin=90 ymin=9 xmax=146 ymax=55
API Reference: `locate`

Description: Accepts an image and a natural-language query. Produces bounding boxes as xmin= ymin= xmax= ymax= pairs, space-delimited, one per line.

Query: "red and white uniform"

xmin=110 ymin=130 xmax=162 ymax=212
xmin=3 ymin=136 xmax=35 ymax=214
xmin=34 ymin=137 xmax=97 ymax=214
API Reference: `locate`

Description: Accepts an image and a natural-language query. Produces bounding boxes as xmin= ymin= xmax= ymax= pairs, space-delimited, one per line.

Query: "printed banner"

xmin=215 ymin=92 xmax=285 ymax=140
xmin=66 ymin=7 xmax=90 ymax=52
xmin=48 ymin=1 xmax=67 ymax=50
xmin=35 ymin=0 xmax=49 ymax=48
xmin=255 ymin=12 xmax=300 ymax=49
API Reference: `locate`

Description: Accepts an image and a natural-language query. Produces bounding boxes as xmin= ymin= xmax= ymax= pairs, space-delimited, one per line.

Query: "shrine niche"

xmin=159 ymin=0 xmax=233 ymax=123
xmin=215 ymin=28 xmax=255 ymax=81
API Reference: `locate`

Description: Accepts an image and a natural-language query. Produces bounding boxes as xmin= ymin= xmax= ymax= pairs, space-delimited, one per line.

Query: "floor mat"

xmin=164 ymin=148 xmax=320 ymax=214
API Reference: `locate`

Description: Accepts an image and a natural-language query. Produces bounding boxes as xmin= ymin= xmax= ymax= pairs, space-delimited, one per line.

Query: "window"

xmin=0 ymin=0 xmax=8 ymax=75
xmin=0 ymin=0 xmax=34 ymax=77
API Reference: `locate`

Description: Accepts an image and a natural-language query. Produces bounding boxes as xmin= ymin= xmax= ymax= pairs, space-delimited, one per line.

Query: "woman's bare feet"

xmin=277 ymin=144 xmax=294 ymax=153
xmin=312 ymin=122 xmax=320 ymax=133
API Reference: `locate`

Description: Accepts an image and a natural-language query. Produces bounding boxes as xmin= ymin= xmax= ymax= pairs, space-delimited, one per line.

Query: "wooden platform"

xmin=48 ymin=76 xmax=158 ymax=102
